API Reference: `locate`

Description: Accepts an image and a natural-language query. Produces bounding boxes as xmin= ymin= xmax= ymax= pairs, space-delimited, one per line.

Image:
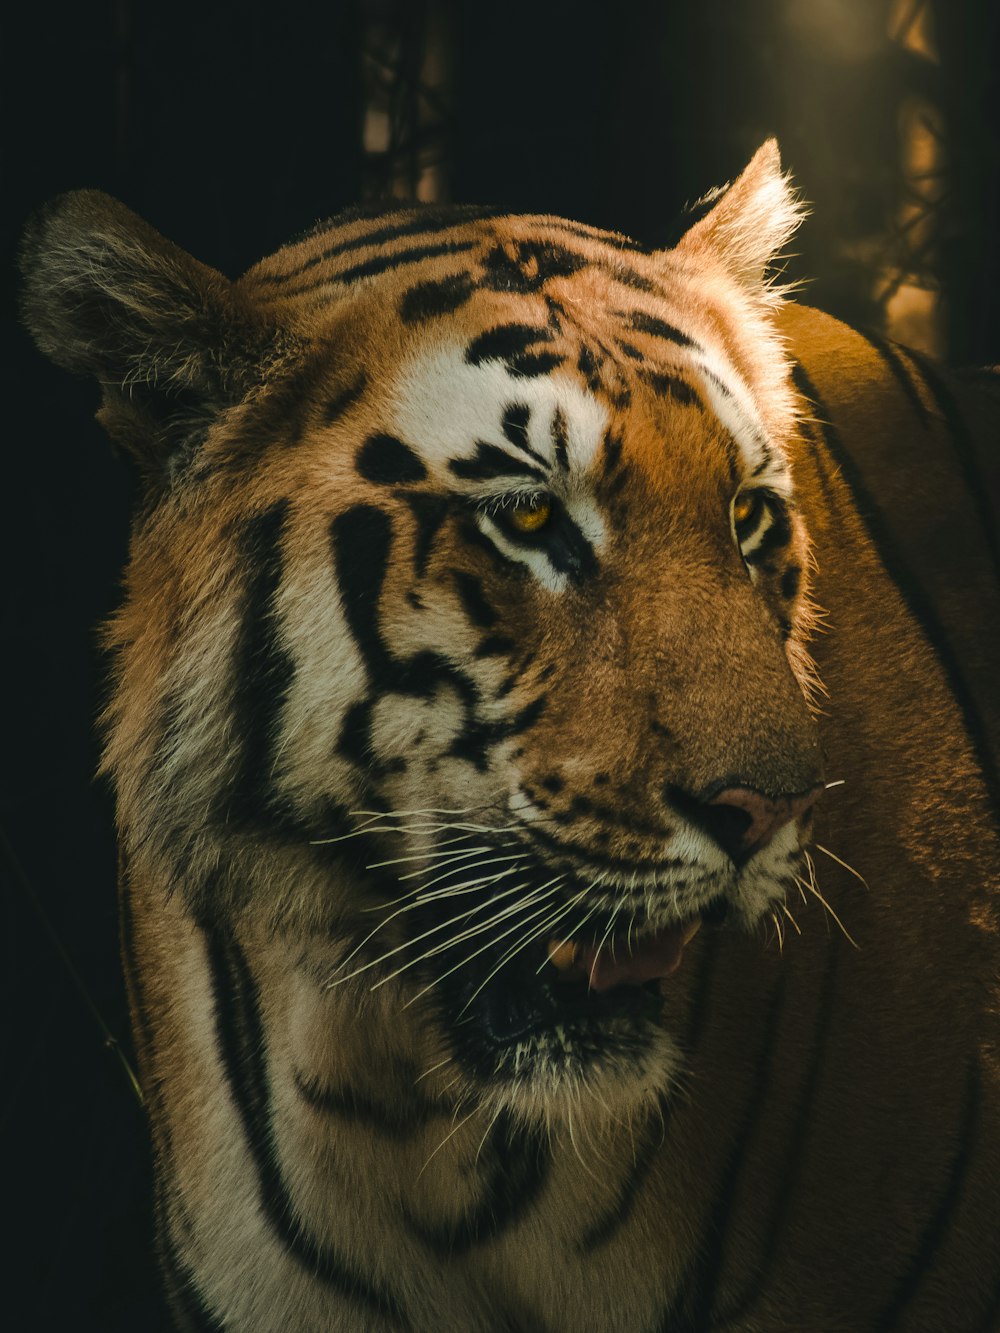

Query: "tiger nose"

xmin=702 ymin=785 xmax=823 ymax=863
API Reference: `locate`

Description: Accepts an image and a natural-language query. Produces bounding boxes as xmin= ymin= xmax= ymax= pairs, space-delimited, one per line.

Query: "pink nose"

xmin=705 ymin=785 xmax=823 ymax=862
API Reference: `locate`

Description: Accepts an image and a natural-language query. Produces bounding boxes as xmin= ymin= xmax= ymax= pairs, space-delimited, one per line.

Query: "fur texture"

xmin=20 ymin=142 xmax=1000 ymax=1331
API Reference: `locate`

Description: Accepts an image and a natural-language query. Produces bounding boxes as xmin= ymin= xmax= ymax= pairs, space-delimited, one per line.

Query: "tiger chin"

xmin=21 ymin=141 xmax=1000 ymax=1332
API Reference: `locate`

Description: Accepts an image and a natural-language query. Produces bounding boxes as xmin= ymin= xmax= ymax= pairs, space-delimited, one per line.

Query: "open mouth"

xmin=397 ymin=858 xmax=733 ymax=1078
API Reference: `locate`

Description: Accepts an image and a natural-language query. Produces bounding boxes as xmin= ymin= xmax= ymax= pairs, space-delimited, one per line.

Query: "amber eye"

xmin=502 ymin=494 xmax=553 ymax=535
xmin=732 ymin=489 xmax=766 ymax=536
xmin=732 ymin=492 xmax=756 ymax=526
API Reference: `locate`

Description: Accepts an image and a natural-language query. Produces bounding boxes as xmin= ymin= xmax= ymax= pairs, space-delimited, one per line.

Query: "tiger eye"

xmin=506 ymin=495 xmax=552 ymax=534
xmin=732 ymin=492 xmax=755 ymax=526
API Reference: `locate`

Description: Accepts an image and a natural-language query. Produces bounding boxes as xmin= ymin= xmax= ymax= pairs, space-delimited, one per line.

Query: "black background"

xmin=3 ymin=3 xmax=999 ymax=1328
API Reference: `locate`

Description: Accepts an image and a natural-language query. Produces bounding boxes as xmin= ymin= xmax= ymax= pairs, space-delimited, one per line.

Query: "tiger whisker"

xmin=401 ymin=890 xmax=564 ymax=1007
xmin=366 ymin=886 xmax=553 ymax=992
xmin=396 ymin=848 xmax=524 ymax=882
xmin=793 ymin=872 xmax=859 ymax=949
xmin=366 ymin=865 xmax=526 ymax=915
xmin=328 ymin=875 xmax=535 ymax=986
xmin=771 ymin=909 xmax=784 ymax=952
xmin=414 ymin=1055 xmax=453 ymax=1084
xmin=815 ymin=842 xmax=870 ymax=890
xmin=779 ymin=901 xmax=803 ymax=935
xmin=418 ymin=1103 xmax=484 ymax=1180
xmin=456 ymin=878 xmax=569 ymax=1014
xmin=365 ymin=843 xmax=496 ymax=872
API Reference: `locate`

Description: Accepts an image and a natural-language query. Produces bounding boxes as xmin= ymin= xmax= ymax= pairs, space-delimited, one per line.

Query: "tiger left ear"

xmin=667 ymin=140 xmax=804 ymax=296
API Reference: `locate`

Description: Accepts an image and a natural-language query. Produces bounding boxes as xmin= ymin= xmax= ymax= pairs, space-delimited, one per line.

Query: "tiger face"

xmin=23 ymin=142 xmax=823 ymax=1118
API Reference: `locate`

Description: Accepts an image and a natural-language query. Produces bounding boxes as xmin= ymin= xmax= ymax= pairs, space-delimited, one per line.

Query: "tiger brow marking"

xmin=204 ymin=929 xmax=407 ymax=1320
xmin=794 ymin=362 xmax=1000 ymax=828
xmin=501 ymin=403 xmax=550 ymax=469
xmin=448 ymin=441 xmax=547 ymax=484
xmin=551 ymin=406 xmax=570 ymax=471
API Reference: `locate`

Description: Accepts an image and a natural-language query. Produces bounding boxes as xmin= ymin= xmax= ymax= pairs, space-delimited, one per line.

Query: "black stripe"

xmin=577 ymin=1095 xmax=672 ymax=1252
xmin=356 ymin=433 xmax=427 ymax=485
xmin=507 ymin=350 xmax=564 ymax=377
xmin=875 ymin=1058 xmax=981 ymax=1330
xmin=716 ymin=934 xmax=841 ymax=1325
xmin=403 ymin=493 xmax=449 ymax=578
xmin=449 ymin=441 xmax=546 ymax=483
xmin=681 ymin=928 xmax=722 ymax=1055
xmin=204 ymin=928 xmax=408 ymax=1321
xmin=400 ymin=271 xmax=476 ymax=323
xmin=451 ymin=569 xmax=499 ymax=628
xmin=330 ymin=504 xmax=395 ymax=680
xmin=255 ymin=205 xmax=508 ymax=285
xmin=405 ymin=1110 xmax=549 ymax=1256
xmin=627 ymin=310 xmax=696 ymax=347
xmin=466 ymin=323 xmax=552 ymax=368
xmin=793 ymin=363 xmax=1000 ymax=826
xmin=279 ymin=240 xmax=479 ymax=297
xmin=474 ymin=633 xmax=516 ymax=658
xmin=223 ymin=501 xmax=297 ymax=827
xmin=859 ymin=328 xmax=930 ymax=428
xmin=158 ymin=1186 xmax=226 ymax=1333
xmin=640 ymin=369 xmax=701 ymax=408
xmin=657 ymin=977 xmax=787 ymax=1332
xmin=602 ymin=429 xmax=623 ymax=473
xmin=790 ymin=374 xmax=844 ymax=514
xmin=552 ymin=406 xmax=570 ymax=471
xmin=973 ymin=1266 xmax=1000 ymax=1333
xmin=902 ymin=345 xmax=1000 ymax=588
xmin=293 ymin=1069 xmax=435 ymax=1140
xmin=500 ymin=402 xmax=549 ymax=468
xmin=323 ymin=373 xmax=368 ymax=425
xmin=479 ymin=238 xmax=588 ymax=293
xmin=331 ymin=505 xmax=495 ymax=771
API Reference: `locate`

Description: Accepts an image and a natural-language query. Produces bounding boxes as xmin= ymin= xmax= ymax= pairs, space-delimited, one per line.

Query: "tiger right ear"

xmin=667 ymin=140 xmax=805 ymax=299
xmin=19 ymin=191 xmax=291 ymax=476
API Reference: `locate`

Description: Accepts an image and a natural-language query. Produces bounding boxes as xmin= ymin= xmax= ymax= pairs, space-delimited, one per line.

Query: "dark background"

xmin=3 ymin=2 xmax=998 ymax=1327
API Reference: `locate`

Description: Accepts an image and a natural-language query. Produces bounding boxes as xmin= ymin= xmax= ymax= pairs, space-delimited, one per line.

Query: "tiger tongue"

xmin=562 ymin=920 xmax=701 ymax=993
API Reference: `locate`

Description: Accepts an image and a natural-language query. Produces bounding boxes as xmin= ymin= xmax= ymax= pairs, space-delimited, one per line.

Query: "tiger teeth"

xmin=547 ymin=939 xmax=579 ymax=971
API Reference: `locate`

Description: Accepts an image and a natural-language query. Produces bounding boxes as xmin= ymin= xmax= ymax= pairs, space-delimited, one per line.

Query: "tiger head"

xmin=22 ymin=141 xmax=823 ymax=1120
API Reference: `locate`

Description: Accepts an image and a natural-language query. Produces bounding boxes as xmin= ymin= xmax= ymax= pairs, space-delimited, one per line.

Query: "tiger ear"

xmin=667 ymin=140 xmax=804 ymax=297
xmin=19 ymin=190 xmax=290 ymax=476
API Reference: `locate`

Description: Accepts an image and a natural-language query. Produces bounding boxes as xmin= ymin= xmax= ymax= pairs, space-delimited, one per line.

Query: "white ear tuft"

xmin=669 ymin=140 xmax=805 ymax=296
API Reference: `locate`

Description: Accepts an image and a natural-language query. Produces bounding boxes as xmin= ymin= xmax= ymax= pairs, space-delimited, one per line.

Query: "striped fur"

xmin=20 ymin=141 xmax=1000 ymax=1331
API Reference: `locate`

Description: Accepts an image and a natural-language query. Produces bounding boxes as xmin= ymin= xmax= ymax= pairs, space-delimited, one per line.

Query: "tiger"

xmin=19 ymin=139 xmax=1000 ymax=1332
